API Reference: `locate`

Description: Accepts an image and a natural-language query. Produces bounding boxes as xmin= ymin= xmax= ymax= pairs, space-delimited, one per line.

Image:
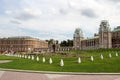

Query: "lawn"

xmin=0 ymin=49 xmax=120 ymax=73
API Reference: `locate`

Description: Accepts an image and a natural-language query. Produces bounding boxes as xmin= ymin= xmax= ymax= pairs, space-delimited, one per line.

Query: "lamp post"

xmin=28 ymin=48 xmax=31 ymax=54
xmin=10 ymin=45 xmax=13 ymax=55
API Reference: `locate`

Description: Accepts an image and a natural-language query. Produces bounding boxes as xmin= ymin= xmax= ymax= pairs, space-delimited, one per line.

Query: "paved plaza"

xmin=0 ymin=70 xmax=120 ymax=80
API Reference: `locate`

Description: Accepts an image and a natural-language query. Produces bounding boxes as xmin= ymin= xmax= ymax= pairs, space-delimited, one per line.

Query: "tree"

xmin=60 ymin=39 xmax=73 ymax=47
xmin=60 ymin=40 xmax=66 ymax=47
xmin=46 ymin=39 xmax=59 ymax=44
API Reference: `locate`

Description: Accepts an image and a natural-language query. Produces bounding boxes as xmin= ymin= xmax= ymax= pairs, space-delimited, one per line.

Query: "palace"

xmin=73 ymin=20 xmax=120 ymax=50
xmin=0 ymin=36 xmax=48 ymax=53
xmin=0 ymin=20 xmax=120 ymax=53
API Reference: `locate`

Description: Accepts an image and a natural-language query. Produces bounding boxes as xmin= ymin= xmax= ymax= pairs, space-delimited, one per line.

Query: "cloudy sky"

xmin=0 ymin=0 xmax=120 ymax=41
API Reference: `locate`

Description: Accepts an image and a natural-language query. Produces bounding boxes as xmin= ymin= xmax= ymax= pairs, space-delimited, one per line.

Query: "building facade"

xmin=0 ymin=36 xmax=48 ymax=53
xmin=73 ymin=20 xmax=120 ymax=50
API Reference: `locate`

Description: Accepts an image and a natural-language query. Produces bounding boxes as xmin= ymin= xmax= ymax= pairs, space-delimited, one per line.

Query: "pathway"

xmin=0 ymin=70 xmax=120 ymax=80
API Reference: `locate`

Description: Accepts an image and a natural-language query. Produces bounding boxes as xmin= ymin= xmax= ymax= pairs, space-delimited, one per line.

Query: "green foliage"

xmin=60 ymin=39 xmax=73 ymax=47
xmin=46 ymin=39 xmax=59 ymax=44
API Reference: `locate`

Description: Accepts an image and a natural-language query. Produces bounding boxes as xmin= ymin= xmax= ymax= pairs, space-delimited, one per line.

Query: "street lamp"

xmin=28 ymin=48 xmax=31 ymax=54
xmin=10 ymin=45 xmax=13 ymax=55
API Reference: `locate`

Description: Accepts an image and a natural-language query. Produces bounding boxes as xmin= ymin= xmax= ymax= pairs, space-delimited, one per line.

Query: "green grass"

xmin=0 ymin=49 xmax=120 ymax=72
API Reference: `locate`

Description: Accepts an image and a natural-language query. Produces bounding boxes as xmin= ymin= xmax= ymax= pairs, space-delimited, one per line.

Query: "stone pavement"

xmin=0 ymin=70 xmax=120 ymax=80
xmin=0 ymin=60 xmax=12 ymax=63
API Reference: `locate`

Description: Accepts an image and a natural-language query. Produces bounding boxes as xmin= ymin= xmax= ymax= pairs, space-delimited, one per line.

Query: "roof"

xmin=8 ymin=36 xmax=33 ymax=39
xmin=83 ymin=36 xmax=99 ymax=40
xmin=112 ymin=26 xmax=120 ymax=32
xmin=1 ymin=36 xmax=38 ymax=41
xmin=74 ymin=28 xmax=83 ymax=37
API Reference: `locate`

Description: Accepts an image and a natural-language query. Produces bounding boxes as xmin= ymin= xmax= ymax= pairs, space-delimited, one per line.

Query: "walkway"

xmin=0 ymin=70 xmax=120 ymax=80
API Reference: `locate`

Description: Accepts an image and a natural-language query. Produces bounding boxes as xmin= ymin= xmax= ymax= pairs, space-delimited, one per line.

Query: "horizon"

xmin=0 ymin=25 xmax=118 ymax=42
xmin=0 ymin=0 xmax=120 ymax=41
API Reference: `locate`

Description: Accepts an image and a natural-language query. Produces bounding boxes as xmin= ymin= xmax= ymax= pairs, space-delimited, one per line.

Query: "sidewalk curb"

xmin=0 ymin=68 xmax=120 ymax=75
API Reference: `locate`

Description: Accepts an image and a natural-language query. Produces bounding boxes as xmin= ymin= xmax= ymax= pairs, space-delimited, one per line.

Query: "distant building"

xmin=0 ymin=36 xmax=48 ymax=53
xmin=48 ymin=39 xmax=60 ymax=52
xmin=73 ymin=20 xmax=120 ymax=50
xmin=112 ymin=26 xmax=120 ymax=48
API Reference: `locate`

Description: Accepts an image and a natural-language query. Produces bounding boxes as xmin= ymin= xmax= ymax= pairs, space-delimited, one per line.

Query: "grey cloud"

xmin=10 ymin=20 xmax=21 ymax=24
xmin=14 ymin=12 xmax=37 ymax=21
xmin=96 ymin=0 xmax=120 ymax=3
xmin=81 ymin=8 xmax=98 ymax=18
xmin=59 ymin=9 xmax=68 ymax=15
xmin=109 ymin=0 xmax=120 ymax=2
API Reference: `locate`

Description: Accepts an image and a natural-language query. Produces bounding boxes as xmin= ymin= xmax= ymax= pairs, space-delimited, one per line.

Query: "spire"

xmin=74 ymin=28 xmax=83 ymax=38
xmin=99 ymin=20 xmax=111 ymax=32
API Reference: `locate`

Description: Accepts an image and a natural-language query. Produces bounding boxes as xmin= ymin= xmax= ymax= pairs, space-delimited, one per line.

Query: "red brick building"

xmin=112 ymin=26 xmax=120 ymax=48
xmin=73 ymin=20 xmax=120 ymax=50
xmin=0 ymin=36 xmax=48 ymax=53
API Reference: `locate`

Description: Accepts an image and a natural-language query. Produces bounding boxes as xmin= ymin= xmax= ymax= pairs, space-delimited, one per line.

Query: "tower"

xmin=73 ymin=28 xmax=84 ymax=50
xmin=99 ymin=20 xmax=112 ymax=48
